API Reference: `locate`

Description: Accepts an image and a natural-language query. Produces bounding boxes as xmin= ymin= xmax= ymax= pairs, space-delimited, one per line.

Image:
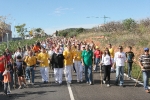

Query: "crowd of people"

xmin=0 ymin=36 xmax=150 ymax=97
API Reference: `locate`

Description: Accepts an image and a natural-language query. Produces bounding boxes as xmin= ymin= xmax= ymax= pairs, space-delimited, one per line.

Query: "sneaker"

xmin=68 ymin=81 xmax=72 ymax=84
xmin=59 ymin=82 xmax=62 ymax=85
xmin=103 ymin=80 xmax=106 ymax=84
xmin=86 ymin=81 xmax=89 ymax=84
xmin=55 ymin=81 xmax=58 ymax=83
xmin=119 ymin=84 xmax=124 ymax=87
xmin=28 ymin=80 xmax=31 ymax=83
xmin=7 ymin=91 xmax=11 ymax=95
xmin=18 ymin=85 xmax=22 ymax=89
xmin=89 ymin=82 xmax=92 ymax=85
xmin=24 ymin=84 xmax=28 ymax=88
xmin=77 ymin=80 xmax=80 ymax=83
xmin=107 ymin=84 xmax=110 ymax=87
xmin=145 ymin=89 xmax=150 ymax=93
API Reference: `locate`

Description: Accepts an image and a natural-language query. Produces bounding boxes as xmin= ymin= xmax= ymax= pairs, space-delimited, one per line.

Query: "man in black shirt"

xmin=51 ymin=47 xmax=64 ymax=85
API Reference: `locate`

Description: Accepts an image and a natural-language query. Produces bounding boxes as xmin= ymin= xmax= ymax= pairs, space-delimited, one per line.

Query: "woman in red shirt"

xmin=0 ymin=53 xmax=6 ymax=87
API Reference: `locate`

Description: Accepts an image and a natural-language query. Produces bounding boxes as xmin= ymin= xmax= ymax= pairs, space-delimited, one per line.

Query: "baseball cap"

xmin=144 ymin=48 xmax=149 ymax=51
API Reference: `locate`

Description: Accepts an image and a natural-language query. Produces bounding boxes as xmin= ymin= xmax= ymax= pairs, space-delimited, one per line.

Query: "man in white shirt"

xmin=113 ymin=46 xmax=126 ymax=86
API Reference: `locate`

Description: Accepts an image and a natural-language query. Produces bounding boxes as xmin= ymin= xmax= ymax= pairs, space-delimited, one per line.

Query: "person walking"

xmin=113 ymin=46 xmax=126 ymax=86
xmin=73 ymin=44 xmax=83 ymax=83
xmin=125 ymin=46 xmax=135 ymax=79
xmin=14 ymin=56 xmax=27 ymax=89
xmin=108 ymin=44 xmax=115 ymax=72
xmin=3 ymin=64 xmax=11 ymax=96
xmin=82 ymin=45 xmax=93 ymax=85
xmin=139 ymin=48 xmax=150 ymax=93
xmin=24 ymin=51 xmax=36 ymax=85
xmin=94 ymin=46 xmax=102 ymax=72
xmin=51 ymin=47 xmax=64 ymax=85
xmin=37 ymin=47 xmax=50 ymax=84
xmin=63 ymin=44 xmax=74 ymax=84
xmin=101 ymin=48 xmax=112 ymax=87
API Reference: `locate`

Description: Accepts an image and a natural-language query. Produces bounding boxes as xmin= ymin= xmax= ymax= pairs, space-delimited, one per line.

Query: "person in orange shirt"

xmin=3 ymin=64 xmax=11 ymax=96
xmin=32 ymin=43 xmax=40 ymax=53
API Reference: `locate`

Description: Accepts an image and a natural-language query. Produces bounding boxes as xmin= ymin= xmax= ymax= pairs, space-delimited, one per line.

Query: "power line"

xmin=101 ymin=15 xmax=110 ymax=24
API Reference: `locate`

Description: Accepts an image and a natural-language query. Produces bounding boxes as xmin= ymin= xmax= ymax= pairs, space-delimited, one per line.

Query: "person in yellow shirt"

xmin=37 ymin=47 xmax=50 ymax=84
xmin=63 ymin=44 xmax=74 ymax=84
xmin=73 ymin=44 xmax=83 ymax=82
xmin=108 ymin=44 xmax=115 ymax=72
xmin=24 ymin=51 xmax=36 ymax=84
xmin=71 ymin=43 xmax=76 ymax=73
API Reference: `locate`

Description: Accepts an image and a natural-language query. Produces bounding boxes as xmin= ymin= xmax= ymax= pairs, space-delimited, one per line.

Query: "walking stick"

xmin=92 ymin=58 xmax=94 ymax=85
xmin=100 ymin=64 xmax=102 ymax=87
xmin=134 ymin=70 xmax=142 ymax=87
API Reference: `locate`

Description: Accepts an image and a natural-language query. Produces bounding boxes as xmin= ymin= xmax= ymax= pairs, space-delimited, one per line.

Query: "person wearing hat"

xmin=94 ymin=46 xmax=103 ymax=72
xmin=37 ymin=47 xmax=50 ymax=84
xmin=113 ymin=46 xmax=126 ymax=86
xmin=139 ymin=47 xmax=150 ymax=93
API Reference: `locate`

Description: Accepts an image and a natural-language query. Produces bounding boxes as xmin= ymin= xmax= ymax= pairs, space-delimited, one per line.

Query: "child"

xmin=3 ymin=64 xmax=11 ymax=96
xmin=14 ymin=55 xmax=27 ymax=89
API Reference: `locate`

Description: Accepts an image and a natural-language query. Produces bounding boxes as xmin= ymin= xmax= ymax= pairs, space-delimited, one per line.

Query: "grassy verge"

xmin=77 ymin=31 xmax=149 ymax=81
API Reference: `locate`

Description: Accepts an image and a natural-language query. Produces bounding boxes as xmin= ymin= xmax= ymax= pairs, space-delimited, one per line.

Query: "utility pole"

xmin=101 ymin=15 xmax=110 ymax=24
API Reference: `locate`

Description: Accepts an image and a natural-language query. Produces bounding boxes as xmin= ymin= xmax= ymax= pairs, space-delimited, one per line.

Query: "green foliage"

xmin=15 ymin=24 xmax=26 ymax=38
xmin=123 ymin=18 xmax=136 ymax=31
xmin=58 ymin=28 xmax=85 ymax=37
xmin=35 ymin=28 xmax=42 ymax=32
xmin=0 ymin=37 xmax=47 ymax=55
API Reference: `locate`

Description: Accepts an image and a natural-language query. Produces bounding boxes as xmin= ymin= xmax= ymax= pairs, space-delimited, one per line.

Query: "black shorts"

xmin=17 ymin=70 xmax=24 ymax=77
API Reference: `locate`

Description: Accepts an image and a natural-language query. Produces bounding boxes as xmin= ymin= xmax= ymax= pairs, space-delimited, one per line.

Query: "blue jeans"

xmin=26 ymin=66 xmax=35 ymax=83
xmin=116 ymin=66 xmax=124 ymax=85
xmin=84 ymin=65 xmax=92 ymax=83
xmin=127 ymin=62 xmax=133 ymax=77
xmin=142 ymin=71 xmax=150 ymax=90
xmin=94 ymin=58 xmax=100 ymax=71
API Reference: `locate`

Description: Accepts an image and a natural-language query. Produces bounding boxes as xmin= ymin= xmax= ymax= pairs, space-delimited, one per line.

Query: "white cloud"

xmin=53 ymin=7 xmax=73 ymax=16
xmin=44 ymin=24 xmax=98 ymax=35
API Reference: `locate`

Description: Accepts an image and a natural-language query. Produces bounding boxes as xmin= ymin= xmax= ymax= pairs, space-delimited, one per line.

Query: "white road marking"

xmin=66 ymin=82 xmax=75 ymax=100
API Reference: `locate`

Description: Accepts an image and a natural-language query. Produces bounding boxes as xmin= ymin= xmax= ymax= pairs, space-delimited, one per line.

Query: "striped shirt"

xmin=139 ymin=54 xmax=150 ymax=70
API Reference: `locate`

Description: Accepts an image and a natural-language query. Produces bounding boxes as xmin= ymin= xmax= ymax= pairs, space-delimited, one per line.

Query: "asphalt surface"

xmin=0 ymin=66 xmax=150 ymax=100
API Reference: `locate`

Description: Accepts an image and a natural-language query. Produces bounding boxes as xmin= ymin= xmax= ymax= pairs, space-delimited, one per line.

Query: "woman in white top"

xmin=101 ymin=48 xmax=112 ymax=87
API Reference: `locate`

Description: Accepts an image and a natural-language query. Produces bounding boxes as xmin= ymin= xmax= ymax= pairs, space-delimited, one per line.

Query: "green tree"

xmin=123 ymin=18 xmax=136 ymax=31
xmin=15 ymin=24 xmax=26 ymax=39
xmin=35 ymin=28 xmax=42 ymax=33
xmin=76 ymin=28 xmax=85 ymax=33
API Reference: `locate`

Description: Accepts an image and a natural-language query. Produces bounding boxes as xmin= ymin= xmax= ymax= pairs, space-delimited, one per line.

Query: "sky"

xmin=0 ymin=0 xmax=150 ymax=37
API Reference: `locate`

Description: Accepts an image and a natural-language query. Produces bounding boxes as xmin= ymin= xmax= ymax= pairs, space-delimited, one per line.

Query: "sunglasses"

xmin=145 ymin=50 xmax=149 ymax=52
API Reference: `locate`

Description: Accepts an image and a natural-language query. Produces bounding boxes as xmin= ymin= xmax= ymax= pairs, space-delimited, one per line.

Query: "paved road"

xmin=0 ymin=67 xmax=150 ymax=100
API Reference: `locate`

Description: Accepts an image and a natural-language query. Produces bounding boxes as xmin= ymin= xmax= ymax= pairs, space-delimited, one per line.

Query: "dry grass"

xmin=77 ymin=30 xmax=150 ymax=81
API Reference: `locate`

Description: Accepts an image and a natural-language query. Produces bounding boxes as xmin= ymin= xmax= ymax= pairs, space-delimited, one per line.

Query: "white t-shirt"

xmin=101 ymin=54 xmax=111 ymax=65
xmin=114 ymin=52 xmax=126 ymax=66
